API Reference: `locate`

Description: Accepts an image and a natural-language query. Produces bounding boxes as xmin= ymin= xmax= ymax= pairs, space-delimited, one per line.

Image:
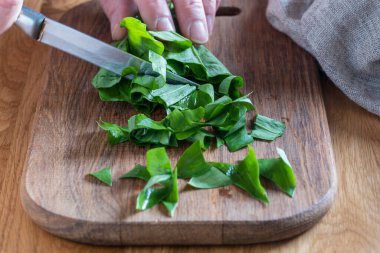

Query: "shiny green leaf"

xmin=88 ymin=167 xmax=113 ymax=186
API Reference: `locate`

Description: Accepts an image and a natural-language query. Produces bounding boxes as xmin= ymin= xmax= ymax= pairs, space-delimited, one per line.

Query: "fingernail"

xmin=156 ymin=17 xmax=175 ymax=31
xmin=111 ymin=18 xmax=125 ymax=40
xmin=206 ymin=15 xmax=214 ymax=35
xmin=190 ymin=21 xmax=208 ymax=44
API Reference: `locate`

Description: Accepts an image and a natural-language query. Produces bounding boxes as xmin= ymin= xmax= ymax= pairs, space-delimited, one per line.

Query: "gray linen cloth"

xmin=266 ymin=0 xmax=380 ymax=116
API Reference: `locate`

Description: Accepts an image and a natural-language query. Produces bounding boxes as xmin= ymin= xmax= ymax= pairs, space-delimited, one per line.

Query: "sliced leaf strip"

xmin=88 ymin=167 xmax=113 ymax=186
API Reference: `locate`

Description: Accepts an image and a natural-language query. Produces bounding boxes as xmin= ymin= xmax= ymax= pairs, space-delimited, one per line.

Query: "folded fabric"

xmin=266 ymin=0 xmax=380 ymax=116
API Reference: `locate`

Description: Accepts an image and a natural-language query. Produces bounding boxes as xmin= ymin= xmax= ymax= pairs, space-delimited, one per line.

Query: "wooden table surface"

xmin=0 ymin=1 xmax=379 ymax=252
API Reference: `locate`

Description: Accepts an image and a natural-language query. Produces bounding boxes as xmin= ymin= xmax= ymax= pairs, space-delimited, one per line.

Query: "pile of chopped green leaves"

xmin=89 ymin=17 xmax=296 ymax=216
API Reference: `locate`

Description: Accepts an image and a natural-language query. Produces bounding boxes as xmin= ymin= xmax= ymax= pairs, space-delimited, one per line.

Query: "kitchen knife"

xmin=15 ymin=6 xmax=199 ymax=86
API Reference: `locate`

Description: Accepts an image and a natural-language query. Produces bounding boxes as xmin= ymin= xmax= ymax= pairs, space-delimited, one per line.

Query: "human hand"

xmin=99 ymin=0 xmax=221 ymax=44
xmin=0 ymin=0 xmax=23 ymax=34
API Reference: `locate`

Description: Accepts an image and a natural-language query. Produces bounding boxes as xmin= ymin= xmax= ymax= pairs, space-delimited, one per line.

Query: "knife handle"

xmin=16 ymin=6 xmax=46 ymax=40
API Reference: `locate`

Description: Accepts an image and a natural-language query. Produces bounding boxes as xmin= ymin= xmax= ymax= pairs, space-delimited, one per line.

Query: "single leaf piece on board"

xmin=119 ymin=164 xmax=150 ymax=181
xmin=146 ymin=147 xmax=172 ymax=176
xmin=251 ymin=114 xmax=286 ymax=141
xmin=162 ymin=168 xmax=179 ymax=217
xmin=176 ymin=141 xmax=211 ymax=178
xmin=259 ymin=148 xmax=296 ymax=197
xmin=215 ymin=146 xmax=269 ymax=203
xmin=188 ymin=167 xmax=232 ymax=189
xmin=88 ymin=167 xmax=113 ymax=186
xmin=136 ymin=174 xmax=172 ymax=210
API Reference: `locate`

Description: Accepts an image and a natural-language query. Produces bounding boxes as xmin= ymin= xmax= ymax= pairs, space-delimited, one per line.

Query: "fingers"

xmin=202 ymin=0 xmax=218 ymax=35
xmin=99 ymin=0 xmax=137 ymax=40
xmin=0 ymin=0 xmax=23 ymax=34
xmin=134 ymin=0 xmax=175 ymax=32
xmin=173 ymin=0 xmax=211 ymax=44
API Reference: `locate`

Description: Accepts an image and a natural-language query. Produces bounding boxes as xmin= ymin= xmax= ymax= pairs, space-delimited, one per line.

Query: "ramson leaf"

xmin=88 ymin=167 xmax=113 ymax=186
xmin=149 ymin=31 xmax=192 ymax=51
xmin=177 ymin=141 xmax=211 ymax=178
xmin=258 ymin=148 xmax=296 ymax=196
xmin=162 ymin=168 xmax=179 ymax=217
xmin=120 ymin=17 xmax=164 ymax=58
xmin=188 ymin=167 xmax=232 ymax=189
xmin=136 ymin=174 xmax=172 ymax=210
xmin=146 ymin=147 xmax=172 ymax=176
xmin=120 ymin=164 xmax=150 ymax=181
xmin=251 ymin=114 xmax=286 ymax=141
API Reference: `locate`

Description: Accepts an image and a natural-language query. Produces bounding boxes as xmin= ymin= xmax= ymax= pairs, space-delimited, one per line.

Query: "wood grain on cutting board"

xmin=20 ymin=0 xmax=336 ymax=245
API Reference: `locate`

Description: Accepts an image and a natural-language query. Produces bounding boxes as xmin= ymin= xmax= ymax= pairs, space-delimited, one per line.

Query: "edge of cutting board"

xmin=21 ymin=174 xmax=336 ymax=245
xmin=20 ymin=0 xmax=337 ymax=245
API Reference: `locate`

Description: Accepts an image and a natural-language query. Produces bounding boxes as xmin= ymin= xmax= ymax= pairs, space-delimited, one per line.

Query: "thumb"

xmin=0 ymin=0 xmax=23 ymax=34
xmin=99 ymin=0 xmax=137 ymax=40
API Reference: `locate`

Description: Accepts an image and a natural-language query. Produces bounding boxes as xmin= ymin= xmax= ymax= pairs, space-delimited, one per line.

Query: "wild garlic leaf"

xmin=166 ymin=107 xmax=204 ymax=139
xmin=97 ymin=80 xmax=132 ymax=102
xmin=258 ymin=148 xmax=296 ymax=197
xmin=136 ymin=174 xmax=172 ymax=210
xmin=218 ymin=75 xmax=244 ymax=99
xmin=195 ymin=45 xmax=231 ymax=82
xmin=98 ymin=120 xmax=130 ymax=145
xmin=150 ymin=84 xmax=197 ymax=107
xmin=227 ymin=146 xmax=269 ymax=203
xmin=149 ymin=50 xmax=167 ymax=79
xmin=251 ymin=114 xmax=286 ymax=141
xmin=88 ymin=167 xmax=113 ymax=186
xmin=176 ymin=141 xmax=211 ymax=178
xmin=149 ymin=31 xmax=192 ymax=51
xmin=188 ymin=167 xmax=232 ymax=189
xmin=224 ymin=126 xmax=254 ymax=152
xmin=185 ymin=129 xmax=214 ymax=150
xmin=92 ymin=68 xmax=122 ymax=89
xmin=119 ymin=164 xmax=150 ymax=181
xmin=162 ymin=168 xmax=179 ymax=217
xmin=120 ymin=17 xmax=164 ymax=58
xmin=146 ymin=147 xmax=172 ymax=176
xmin=165 ymin=46 xmax=208 ymax=81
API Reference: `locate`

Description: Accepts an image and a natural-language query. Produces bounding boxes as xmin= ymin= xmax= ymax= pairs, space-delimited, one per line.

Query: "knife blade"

xmin=15 ymin=6 xmax=199 ymax=86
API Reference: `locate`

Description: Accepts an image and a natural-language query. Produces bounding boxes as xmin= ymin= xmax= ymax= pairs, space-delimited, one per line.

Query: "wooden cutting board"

xmin=21 ymin=0 xmax=337 ymax=245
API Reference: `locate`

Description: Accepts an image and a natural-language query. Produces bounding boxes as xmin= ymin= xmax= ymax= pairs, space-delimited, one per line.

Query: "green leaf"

xmin=185 ymin=129 xmax=214 ymax=150
xmin=146 ymin=147 xmax=172 ymax=176
xmin=88 ymin=167 xmax=113 ymax=186
xmin=149 ymin=50 xmax=167 ymax=79
xmin=149 ymin=31 xmax=192 ymax=51
xmin=120 ymin=17 xmax=164 ymax=58
xmin=251 ymin=114 xmax=286 ymax=141
xmin=224 ymin=126 xmax=254 ymax=152
xmin=223 ymin=146 xmax=269 ymax=203
xmin=195 ymin=45 xmax=231 ymax=82
xmin=127 ymin=114 xmax=175 ymax=147
xmin=166 ymin=107 xmax=204 ymax=139
xmin=165 ymin=46 xmax=208 ymax=81
xmin=136 ymin=174 xmax=172 ymax=210
xmin=176 ymin=141 xmax=211 ymax=178
xmin=219 ymin=75 xmax=244 ymax=99
xmin=92 ymin=68 xmax=122 ymax=88
xmin=97 ymin=80 xmax=131 ymax=102
xmin=162 ymin=168 xmax=179 ymax=217
xmin=98 ymin=120 xmax=130 ymax=145
xmin=120 ymin=164 xmax=150 ymax=181
xmin=259 ymin=148 xmax=296 ymax=197
xmin=189 ymin=167 xmax=232 ymax=189
xmin=149 ymin=84 xmax=196 ymax=107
